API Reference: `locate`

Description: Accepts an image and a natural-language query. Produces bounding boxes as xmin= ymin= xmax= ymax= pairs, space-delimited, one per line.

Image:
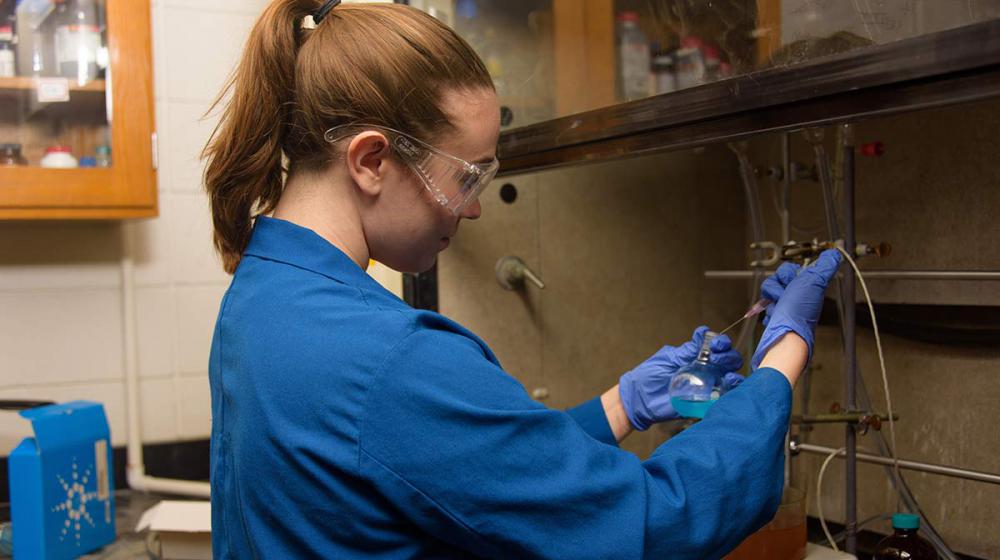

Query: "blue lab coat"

xmin=208 ymin=216 xmax=792 ymax=559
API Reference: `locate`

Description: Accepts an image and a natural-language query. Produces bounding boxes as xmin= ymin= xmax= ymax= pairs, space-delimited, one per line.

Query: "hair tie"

xmin=313 ymin=0 xmax=341 ymax=24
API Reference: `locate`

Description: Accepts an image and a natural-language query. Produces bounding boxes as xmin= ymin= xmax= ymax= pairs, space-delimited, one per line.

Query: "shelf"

xmin=0 ymin=77 xmax=106 ymax=94
xmin=497 ymin=18 xmax=1000 ymax=177
xmin=0 ymin=166 xmax=156 ymax=220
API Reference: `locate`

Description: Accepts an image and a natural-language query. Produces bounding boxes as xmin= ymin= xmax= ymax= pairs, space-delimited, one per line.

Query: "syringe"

xmin=718 ymin=298 xmax=772 ymax=337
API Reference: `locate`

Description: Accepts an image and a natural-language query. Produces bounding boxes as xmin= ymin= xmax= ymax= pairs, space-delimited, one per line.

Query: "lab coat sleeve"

xmin=565 ymin=397 xmax=618 ymax=447
xmin=358 ymin=324 xmax=791 ymax=560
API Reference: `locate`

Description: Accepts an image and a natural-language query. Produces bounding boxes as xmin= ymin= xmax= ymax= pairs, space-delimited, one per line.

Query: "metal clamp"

xmin=749 ymin=239 xmax=891 ymax=268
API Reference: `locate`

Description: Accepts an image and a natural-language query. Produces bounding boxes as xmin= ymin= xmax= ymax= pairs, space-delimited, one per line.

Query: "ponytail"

xmin=202 ymin=0 xmax=314 ymax=274
xmin=203 ymin=1 xmax=493 ymax=273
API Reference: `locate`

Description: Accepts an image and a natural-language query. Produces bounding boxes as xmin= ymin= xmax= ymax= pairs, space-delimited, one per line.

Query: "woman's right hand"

xmin=751 ymin=249 xmax=842 ymax=370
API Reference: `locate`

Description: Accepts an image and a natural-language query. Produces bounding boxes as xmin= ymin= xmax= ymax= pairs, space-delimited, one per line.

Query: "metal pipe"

xmin=704 ymin=270 xmax=1000 ymax=280
xmin=791 ymin=442 xmax=1000 ymax=485
xmin=841 ymin=124 xmax=858 ymax=554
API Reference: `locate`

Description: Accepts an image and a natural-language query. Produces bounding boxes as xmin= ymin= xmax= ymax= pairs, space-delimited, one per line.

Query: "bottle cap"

xmin=892 ymin=513 xmax=920 ymax=530
xmin=616 ymin=11 xmax=640 ymax=23
xmin=45 ymin=146 xmax=73 ymax=154
xmin=96 ymin=145 xmax=111 ymax=155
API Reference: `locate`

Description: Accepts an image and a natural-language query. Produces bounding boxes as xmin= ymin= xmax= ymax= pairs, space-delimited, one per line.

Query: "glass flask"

xmin=668 ymin=331 xmax=725 ymax=419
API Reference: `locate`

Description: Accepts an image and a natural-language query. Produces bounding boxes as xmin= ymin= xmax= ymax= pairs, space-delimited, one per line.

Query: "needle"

xmin=718 ymin=298 xmax=772 ymax=336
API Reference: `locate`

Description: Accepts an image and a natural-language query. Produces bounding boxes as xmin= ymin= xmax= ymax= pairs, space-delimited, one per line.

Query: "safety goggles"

xmin=324 ymin=124 xmax=499 ymax=215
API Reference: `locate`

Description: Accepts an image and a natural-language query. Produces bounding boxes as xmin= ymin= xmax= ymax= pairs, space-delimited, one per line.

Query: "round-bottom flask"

xmin=668 ymin=331 xmax=725 ymax=419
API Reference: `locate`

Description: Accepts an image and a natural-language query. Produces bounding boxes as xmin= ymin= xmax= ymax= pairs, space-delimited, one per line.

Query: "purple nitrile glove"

xmin=752 ymin=249 xmax=842 ymax=370
xmin=619 ymin=326 xmax=744 ymax=431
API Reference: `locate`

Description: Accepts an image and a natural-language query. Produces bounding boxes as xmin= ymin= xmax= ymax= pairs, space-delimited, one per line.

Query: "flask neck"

xmin=696 ymin=332 xmax=718 ymax=365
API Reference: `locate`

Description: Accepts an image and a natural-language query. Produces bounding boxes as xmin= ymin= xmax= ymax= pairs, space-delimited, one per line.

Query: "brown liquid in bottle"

xmin=874 ymin=514 xmax=938 ymax=560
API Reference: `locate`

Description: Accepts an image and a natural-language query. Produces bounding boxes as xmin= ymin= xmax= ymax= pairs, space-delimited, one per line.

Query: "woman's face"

xmin=364 ymin=87 xmax=500 ymax=273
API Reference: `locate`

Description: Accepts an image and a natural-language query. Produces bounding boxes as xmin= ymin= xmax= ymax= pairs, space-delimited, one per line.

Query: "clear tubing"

xmin=814 ymin=129 xmax=957 ymax=560
xmin=729 ymin=142 xmax=767 ymax=361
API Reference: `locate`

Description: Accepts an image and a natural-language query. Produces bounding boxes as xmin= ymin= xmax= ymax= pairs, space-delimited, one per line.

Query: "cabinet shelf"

xmin=496 ymin=18 xmax=1000 ymax=177
xmin=0 ymin=77 xmax=107 ymax=95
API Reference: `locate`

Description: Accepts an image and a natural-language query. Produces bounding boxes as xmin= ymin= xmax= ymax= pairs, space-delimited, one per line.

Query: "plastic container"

xmin=79 ymin=155 xmax=97 ymax=167
xmin=668 ymin=331 xmax=727 ymax=418
xmin=1 ymin=143 xmax=28 ymax=166
xmin=0 ymin=42 xmax=13 ymax=77
xmin=725 ymin=487 xmax=807 ymax=560
xmin=54 ymin=0 xmax=101 ymax=83
xmin=616 ymin=11 xmax=651 ymax=101
xmin=16 ymin=0 xmax=54 ymax=76
xmin=873 ymin=514 xmax=938 ymax=560
xmin=40 ymin=145 xmax=78 ymax=168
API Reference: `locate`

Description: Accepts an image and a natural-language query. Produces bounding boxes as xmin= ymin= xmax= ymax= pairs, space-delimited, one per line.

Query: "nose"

xmin=460 ymin=198 xmax=482 ymax=220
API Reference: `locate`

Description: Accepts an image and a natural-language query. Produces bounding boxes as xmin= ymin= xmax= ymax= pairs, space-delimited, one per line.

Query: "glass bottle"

xmin=0 ymin=143 xmax=28 ymax=166
xmin=54 ymin=0 xmax=101 ymax=84
xmin=873 ymin=514 xmax=938 ymax=560
xmin=95 ymin=145 xmax=111 ymax=167
xmin=668 ymin=331 xmax=725 ymax=419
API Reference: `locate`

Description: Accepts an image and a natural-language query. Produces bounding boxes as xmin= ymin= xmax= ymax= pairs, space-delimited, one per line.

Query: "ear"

xmin=345 ymin=131 xmax=391 ymax=197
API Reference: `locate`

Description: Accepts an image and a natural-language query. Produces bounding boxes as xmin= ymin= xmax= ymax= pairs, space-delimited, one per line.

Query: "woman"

xmin=202 ymin=1 xmax=841 ymax=558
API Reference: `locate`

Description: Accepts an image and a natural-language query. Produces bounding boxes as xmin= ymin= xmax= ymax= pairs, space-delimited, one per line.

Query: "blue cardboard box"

xmin=8 ymin=401 xmax=116 ymax=559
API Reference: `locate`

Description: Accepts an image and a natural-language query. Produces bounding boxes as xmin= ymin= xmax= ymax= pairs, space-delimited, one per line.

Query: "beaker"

xmin=668 ymin=331 xmax=725 ymax=419
xmin=725 ymin=486 xmax=807 ymax=560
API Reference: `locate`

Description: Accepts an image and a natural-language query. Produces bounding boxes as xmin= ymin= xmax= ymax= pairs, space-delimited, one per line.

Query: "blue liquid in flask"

xmin=668 ymin=331 xmax=726 ymax=419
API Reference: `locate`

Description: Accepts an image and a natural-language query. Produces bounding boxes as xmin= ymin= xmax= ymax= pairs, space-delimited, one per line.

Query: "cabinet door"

xmin=0 ymin=0 xmax=156 ymax=219
xmin=412 ymin=0 xmax=1000 ymax=129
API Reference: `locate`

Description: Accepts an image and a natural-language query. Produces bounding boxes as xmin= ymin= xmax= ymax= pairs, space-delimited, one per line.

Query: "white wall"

xmin=0 ymin=0 xmax=401 ymax=451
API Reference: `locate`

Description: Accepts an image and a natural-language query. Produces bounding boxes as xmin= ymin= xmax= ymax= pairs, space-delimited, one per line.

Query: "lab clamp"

xmin=749 ymin=238 xmax=891 ymax=268
xmin=791 ymin=402 xmax=899 ymax=437
xmin=747 ymin=236 xmax=899 ymax=438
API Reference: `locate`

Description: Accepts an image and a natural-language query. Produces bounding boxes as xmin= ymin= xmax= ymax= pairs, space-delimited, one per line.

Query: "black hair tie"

xmin=313 ymin=0 xmax=341 ymax=24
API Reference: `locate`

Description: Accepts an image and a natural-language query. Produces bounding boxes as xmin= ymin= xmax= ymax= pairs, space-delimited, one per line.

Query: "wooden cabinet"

xmin=0 ymin=0 xmax=156 ymax=220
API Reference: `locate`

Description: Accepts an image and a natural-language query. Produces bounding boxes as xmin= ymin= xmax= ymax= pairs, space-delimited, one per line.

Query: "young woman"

xmin=202 ymin=1 xmax=841 ymax=557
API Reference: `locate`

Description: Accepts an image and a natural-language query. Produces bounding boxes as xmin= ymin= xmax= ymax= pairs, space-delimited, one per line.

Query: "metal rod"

xmin=841 ymin=124 xmax=858 ymax=554
xmin=704 ymin=270 xmax=1000 ymax=280
xmin=792 ymin=413 xmax=899 ymax=424
xmin=791 ymin=442 xmax=1000 ymax=485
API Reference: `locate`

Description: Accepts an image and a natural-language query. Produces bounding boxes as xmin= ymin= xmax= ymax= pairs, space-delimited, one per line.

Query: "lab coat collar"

xmin=244 ymin=216 xmax=377 ymax=288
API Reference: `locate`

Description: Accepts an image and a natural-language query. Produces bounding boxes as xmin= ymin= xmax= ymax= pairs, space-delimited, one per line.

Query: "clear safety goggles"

xmin=324 ymin=124 xmax=499 ymax=215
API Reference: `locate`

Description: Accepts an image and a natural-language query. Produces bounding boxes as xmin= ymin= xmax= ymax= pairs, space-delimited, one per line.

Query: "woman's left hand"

xmin=619 ymin=326 xmax=744 ymax=431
